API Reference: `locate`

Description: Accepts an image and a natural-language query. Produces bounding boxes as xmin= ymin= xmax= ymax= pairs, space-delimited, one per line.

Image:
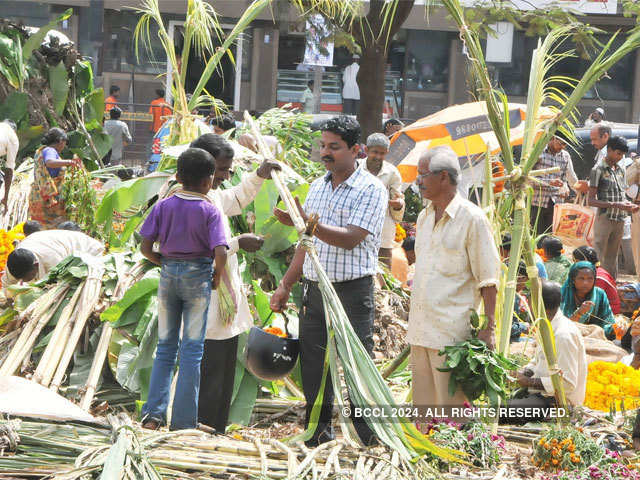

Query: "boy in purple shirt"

xmin=139 ymin=147 xmax=228 ymax=430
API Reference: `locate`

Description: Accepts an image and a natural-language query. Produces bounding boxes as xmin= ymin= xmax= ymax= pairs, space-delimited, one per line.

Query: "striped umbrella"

xmin=388 ymin=101 xmax=556 ymax=183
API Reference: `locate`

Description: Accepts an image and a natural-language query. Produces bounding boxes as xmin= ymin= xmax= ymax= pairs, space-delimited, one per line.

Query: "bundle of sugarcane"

xmin=0 ymin=162 xmax=34 ymax=231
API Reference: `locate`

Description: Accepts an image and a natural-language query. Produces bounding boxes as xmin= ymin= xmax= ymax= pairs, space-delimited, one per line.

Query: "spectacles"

xmin=415 ymin=171 xmax=438 ymax=182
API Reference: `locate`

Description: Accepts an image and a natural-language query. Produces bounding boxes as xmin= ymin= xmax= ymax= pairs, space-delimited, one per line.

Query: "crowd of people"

xmin=3 ymin=96 xmax=640 ymax=447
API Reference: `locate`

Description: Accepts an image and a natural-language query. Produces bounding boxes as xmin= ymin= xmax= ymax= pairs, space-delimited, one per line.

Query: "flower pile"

xmin=424 ymin=420 xmax=504 ymax=469
xmin=394 ymin=223 xmax=406 ymax=243
xmin=263 ymin=326 xmax=287 ymax=338
xmin=585 ymin=361 xmax=640 ymax=412
xmin=542 ymin=450 xmax=640 ymax=480
xmin=533 ymin=426 xmax=606 ymax=472
xmin=0 ymin=223 xmax=25 ymax=275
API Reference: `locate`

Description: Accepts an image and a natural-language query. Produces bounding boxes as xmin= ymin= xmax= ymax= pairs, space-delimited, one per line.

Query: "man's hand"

xmin=273 ymin=196 xmax=308 ymax=226
xmin=238 ymin=233 xmax=264 ymax=252
xmin=212 ymin=269 xmax=222 ymax=289
xmin=257 ymin=160 xmax=282 ymax=179
xmin=270 ymin=283 xmax=291 ymax=312
xmin=516 ymin=370 xmax=531 ymax=387
xmin=615 ymin=201 xmax=639 ymax=213
xmin=477 ymin=325 xmax=496 ymax=350
xmin=574 ymin=180 xmax=589 ymax=194
xmin=389 ymin=198 xmax=404 ymax=210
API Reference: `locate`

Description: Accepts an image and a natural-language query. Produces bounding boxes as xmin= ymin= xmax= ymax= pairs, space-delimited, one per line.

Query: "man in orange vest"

xmin=149 ymin=89 xmax=172 ymax=133
xmin=104 ymin=85 xmax=120 ymax=113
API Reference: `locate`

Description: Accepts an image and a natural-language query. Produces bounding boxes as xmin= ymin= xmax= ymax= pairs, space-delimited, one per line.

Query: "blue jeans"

xmin=142 ymin=258 xmax=212 ymax=430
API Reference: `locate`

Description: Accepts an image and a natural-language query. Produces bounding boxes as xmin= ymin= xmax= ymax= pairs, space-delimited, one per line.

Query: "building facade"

xmin=2 ymin=0 xmax=639 ymax=126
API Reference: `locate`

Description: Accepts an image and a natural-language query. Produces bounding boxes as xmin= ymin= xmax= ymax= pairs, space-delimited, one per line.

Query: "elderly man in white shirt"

xmin=360 ymin=133 xmax=404 ymax=267
xmin=504 ymin=280 xmax=587 ymax=423
xmin=3 ymin=230 xmax=104 ymax=287
xmin=189 ymin=133 xmax=281 ymax=433
xmin=409 ymin=145 xmax=500 ymax=413
xmin=0 ymin=120 xmax=18 ymax=211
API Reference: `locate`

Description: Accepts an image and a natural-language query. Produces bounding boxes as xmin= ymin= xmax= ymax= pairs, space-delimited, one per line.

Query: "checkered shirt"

xmin=589 ymin=162 xmax=628 ymax=221
xmin=302 ymin=167 xmax=388 ymax=282
xmin=531 ymin=148 xmax=576 ymax=208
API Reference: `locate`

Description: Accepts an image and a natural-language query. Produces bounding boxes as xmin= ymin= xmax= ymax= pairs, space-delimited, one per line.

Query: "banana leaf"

xmin=101 ymin=270 xmax=160 ymax=324
xmin=115 ymin=313 xmax=158 ymax=394
xmin=74 ymin=60 xmax=94 ymax=95
xmin=228 ymin=370 xmax=259 ymax=426
xmin=49 ymin=61 xmax=69 ymax=115
xmin=83 ymin=88 xmax=106 ymax=129
xmin=68 ymin=327 xmax=102 ymax=393
xmin=0 ymin=92 xmax=28 ymax=127
xmin=95 ymin=174 xmax=171 ymax=225
xmin=21 ymin=8 xmax=73 ymax=61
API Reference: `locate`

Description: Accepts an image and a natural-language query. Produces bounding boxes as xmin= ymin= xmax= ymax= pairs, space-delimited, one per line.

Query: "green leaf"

xmin=0 ymin=92 xmax=28 ymax=127
xmin=0 ymin=309 xmax=17 ymax=328
xmin=48 ymin=61 xmax=69 ymax=115
xmin=95 ymin=174 xmax=171 ymax=225
xmin=22 ymin=8 xmax=73 ymax=61
xmin=74 ymin=60 xmax=94 ymax=95
xmin=111 ymin=295 xmax=152 ymax=329
xmin=251 ymin=280 xmax=271 ymax=323
xmin=83 ymin=88 xmax=105 ymax=125
xmin=227 ymin=370 xmax=259 ymax=426
xmin=115 ymin=313 xmax=158 ymax=394
xmin=101 ymin=270 xmax=160 ymax=324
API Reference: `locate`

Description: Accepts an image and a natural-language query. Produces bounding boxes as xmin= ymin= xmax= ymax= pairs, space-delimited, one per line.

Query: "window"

xmin=484 ymin=32 xmax=537 ymax=96
xmin=404 ymin=30 xmax=452 ymax=92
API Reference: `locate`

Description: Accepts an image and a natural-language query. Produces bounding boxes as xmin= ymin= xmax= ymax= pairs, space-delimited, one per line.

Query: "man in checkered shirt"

xmin=270 ymin=116 xmax=388 ymax=447
xmin=530 ymin=132 xmax=586 ymax=236
xmin=588 ymin=136 xmax=639 ymax=278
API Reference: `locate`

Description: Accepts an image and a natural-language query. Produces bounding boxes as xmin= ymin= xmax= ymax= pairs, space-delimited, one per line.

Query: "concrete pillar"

xmin=631 ymin=48 xmax=640 ymax=123
xmin=250 ymin=27 xmax=279 ymax=112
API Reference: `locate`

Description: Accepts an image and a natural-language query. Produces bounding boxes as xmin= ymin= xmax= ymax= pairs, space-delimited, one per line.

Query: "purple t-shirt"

xmin=139 ymin=196 xmax=228 ymax=259
xmin=42 ymin=146 xmax=62 ymax=177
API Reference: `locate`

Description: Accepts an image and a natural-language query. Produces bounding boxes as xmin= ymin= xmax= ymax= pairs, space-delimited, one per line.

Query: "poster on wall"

xmin=303 ymin=14 xmax=334 ymax=67
xmin=455 ymin=0 xmax=617 ymax=14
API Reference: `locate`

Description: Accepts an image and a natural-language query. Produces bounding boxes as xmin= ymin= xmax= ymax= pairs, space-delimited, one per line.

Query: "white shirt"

xmin=2 ymin=230 xmax=104 ymax=287
xmin=205 ymin=171 xmax=265 ymax=340
xmin=342 ymin=62 xmax=360 ymax=100
xmin=407 ymin=194 xmax=500 ymax=350
xmin=526 ymin=310 xmax=587 ymax=406
xmin=0 ymin=122 xmax=18 ymax=169
xmin=360 ymin=159 xmax=404 ymax=249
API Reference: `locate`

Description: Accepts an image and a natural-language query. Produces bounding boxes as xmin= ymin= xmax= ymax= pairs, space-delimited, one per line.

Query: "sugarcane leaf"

xmin=227 ymin=371 xmax=259 ymax=426
xmin=22 ymin=8 xmax=72 ymax=61
xmin=101 ymin=270 xmax=159 ymax=324
xmin=49 ymin=61 xmax=69 ymax=116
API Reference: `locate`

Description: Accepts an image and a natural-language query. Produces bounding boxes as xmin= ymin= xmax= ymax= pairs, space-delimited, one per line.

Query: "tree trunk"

xmin=357 ymin=45 xmax=387 ymax=139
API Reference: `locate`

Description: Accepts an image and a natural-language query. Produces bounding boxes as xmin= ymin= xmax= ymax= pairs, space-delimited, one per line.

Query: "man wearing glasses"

xmin=408 ymin=146 xmax=500 ymax=421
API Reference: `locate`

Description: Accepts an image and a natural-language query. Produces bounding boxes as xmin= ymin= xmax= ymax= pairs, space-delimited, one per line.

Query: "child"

xmin=139 ymin=147 xmax=228 ymax=431
xmin=541 ymin=236 xmax=572 ymax=284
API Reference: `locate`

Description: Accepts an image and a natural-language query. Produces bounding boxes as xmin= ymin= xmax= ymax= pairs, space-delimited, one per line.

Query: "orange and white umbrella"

xmin=388 ymin=101 xmax=556 ymax=183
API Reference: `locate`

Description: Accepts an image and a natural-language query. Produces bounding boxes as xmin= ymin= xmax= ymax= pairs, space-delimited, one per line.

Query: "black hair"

xmin=210 ymin=114 xmax=236 ymax=131
xmin=542 ymin=236 xmax=563 ymax=258
xmin=596 ymin=124 xmax=612 ymax=138
xmin=573 ymin=245 xmax=598 ymax=264
xmin=321 ymin=116 xmax=361 ymax=148
xmin=248 ymin=110 xmax=260 ymax=119
xmin=536 ymin=235 xmax=547 ymax=250
xmin=553 ymin=129 xmax=571 ymax=145
xmin=58 ymin=221 xmax=82 ymax=232
xmin=402 ymin=237 xmax=415 ymax=252
xmin=607 ymin=135 xmax=629 ymax=154
xmin=109 ymin=85 xmax=120 ymax=95
xmin=307 ymin=80 xmax=314 ymax=88
xmin=190 ymin=133 xmax=234 ymax=161
xmin=42 ymin=127 xmax=68 ymax=146
xmin=501 ymin=233 xmax=512 ymax=250
xmin=155 ymin=89 xmax=164 ymax=97
xmin=109 ymin=106 xmax=122 ymax=120
xmin=383 ymin=118 xmax=402 ymax=132
xmin=23 ymin=220 xmax=42 ymax=236
xmin=177 ymin=148 xmax=215 ymax=188
xmin=116 ymin=167 xmax=134 ymax=180
xmin=7 ymin=249 xmax=37 ymax=280
xmin=541 ymin=280 xmax=562 ymax=312
xmin=3 ymin=119 xmax=16 ymax=131
xmin=517 ymin=260 xmax=528 ymax=278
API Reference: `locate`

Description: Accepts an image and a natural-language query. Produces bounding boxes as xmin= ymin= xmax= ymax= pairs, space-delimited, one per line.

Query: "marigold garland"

xmin=394 ymin=223 xmax=406 ymax=243
xmin=263 ymin=326 xmax=287 ymax=338
xmin=584 ymin=361 xmax=640 ymax=412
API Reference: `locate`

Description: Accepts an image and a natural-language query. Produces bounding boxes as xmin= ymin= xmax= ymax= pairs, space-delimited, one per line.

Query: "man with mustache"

xmin=270 ymin=116 xmax=388 ymax=447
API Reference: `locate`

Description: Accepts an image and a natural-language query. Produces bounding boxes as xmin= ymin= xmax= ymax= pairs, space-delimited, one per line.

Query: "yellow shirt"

xmin=407 ymin=193 xmax=500 ymax=350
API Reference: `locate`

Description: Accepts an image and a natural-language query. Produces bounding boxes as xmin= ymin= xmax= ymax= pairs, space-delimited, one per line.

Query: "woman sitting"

xmin=572 ymin=246 xmax=621 ymax=315
xmin=561 ymin=261 xmax=615 ymax=340
xmin=28 ymin=128 xmax=82 ymax=228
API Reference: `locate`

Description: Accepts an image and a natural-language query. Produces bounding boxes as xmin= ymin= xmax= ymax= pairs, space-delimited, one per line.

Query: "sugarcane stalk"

xmin=382 ymin=345 xmax=409 ymax=379
xmin=50 ymin=266 xmax=104 ymax=392
xmin=81 ymin=322 xmax=113 ymax=411
xmin=33 ymin=285 xmax=83 ymax=386
xmin=0 ymin=283 xmax=69 ymax=376
xmin=492 ymin=166 xmax=561 ymax=183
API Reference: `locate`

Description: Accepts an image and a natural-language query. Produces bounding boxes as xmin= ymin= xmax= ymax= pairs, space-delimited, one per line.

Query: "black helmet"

xmin=245 ymin=326 xmax=299 ymax=381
